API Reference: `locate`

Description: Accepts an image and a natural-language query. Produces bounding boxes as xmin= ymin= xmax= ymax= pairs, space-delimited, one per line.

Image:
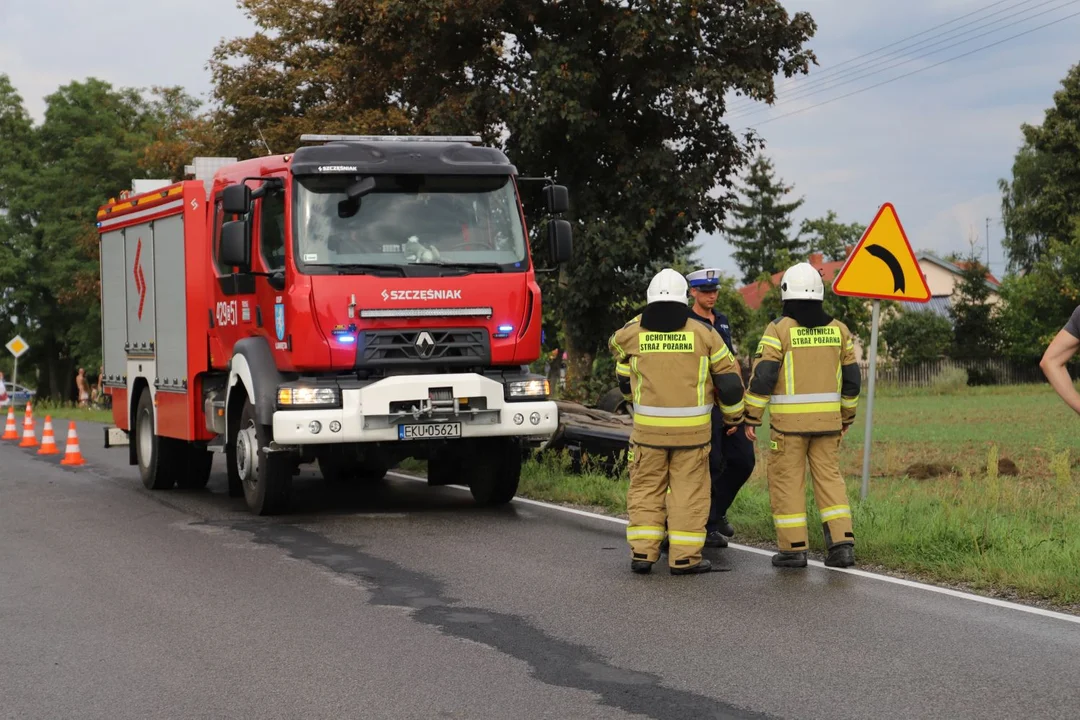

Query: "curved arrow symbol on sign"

xmin=865 ymin=244 xmax=905 ymax=294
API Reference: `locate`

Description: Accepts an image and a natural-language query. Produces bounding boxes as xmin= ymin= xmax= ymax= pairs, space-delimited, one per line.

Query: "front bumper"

xmin=272 ymin=373 xmax=558 ymax=445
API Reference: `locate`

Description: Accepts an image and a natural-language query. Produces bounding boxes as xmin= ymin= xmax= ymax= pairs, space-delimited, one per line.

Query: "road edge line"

xmin=388 ymin=471 xmax=1080 ymax=627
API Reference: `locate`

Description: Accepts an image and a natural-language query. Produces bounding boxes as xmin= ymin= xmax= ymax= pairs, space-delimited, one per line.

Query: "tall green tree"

xmin=998 ymin=62 xmax=1080 ymax=273
xmin=948 ymin=255 xmax=1001 ymax=361
xmin=0 ymin=78 xmax=195 ymax=398
xmin=998 ymin=219 xmax=1080 ymax=363
xmin=799 ymin=210 xmax=865 ymax=261
xmin=207 ymin=0 xmax=818 ymax=392
xmin=725 ymin=154 xmax=807 ymax=284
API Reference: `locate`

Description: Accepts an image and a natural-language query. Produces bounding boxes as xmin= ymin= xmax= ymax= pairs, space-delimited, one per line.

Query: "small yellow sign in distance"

xmin=832 ymin=203 xmax=931 ymax=302
xmin=5 ymin=335 xmax=29 ymax=358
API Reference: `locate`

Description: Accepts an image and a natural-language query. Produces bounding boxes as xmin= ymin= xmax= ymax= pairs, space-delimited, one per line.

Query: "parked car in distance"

xmin=0 ymin=382 xmax=37 ymax=408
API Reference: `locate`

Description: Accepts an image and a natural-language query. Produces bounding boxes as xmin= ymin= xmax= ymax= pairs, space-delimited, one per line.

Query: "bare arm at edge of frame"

xmin=1039 ymin=328 xmax=1080 ymax=415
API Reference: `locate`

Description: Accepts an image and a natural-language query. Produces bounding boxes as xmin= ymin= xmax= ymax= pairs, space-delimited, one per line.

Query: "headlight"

xmin=277 ymin=386 xmax=340 ymax=408
xmin=506 ymin=378 xmax=550 ymax=400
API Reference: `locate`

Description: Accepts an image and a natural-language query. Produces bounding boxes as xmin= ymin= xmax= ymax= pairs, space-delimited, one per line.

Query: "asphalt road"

xmin=2 ymin=419 xmax=1079 ymax=720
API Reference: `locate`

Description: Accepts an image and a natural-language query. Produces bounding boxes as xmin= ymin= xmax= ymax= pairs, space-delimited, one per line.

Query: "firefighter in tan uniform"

xmin=744 ymin=262 xmax=861 ymax=569
xmin=609 ymin=268 xmax=747 ymax=575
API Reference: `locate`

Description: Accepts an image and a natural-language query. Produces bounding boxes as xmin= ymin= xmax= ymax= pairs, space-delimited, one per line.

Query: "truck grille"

xmin=355 ymin=328 xmax=490 ymax=368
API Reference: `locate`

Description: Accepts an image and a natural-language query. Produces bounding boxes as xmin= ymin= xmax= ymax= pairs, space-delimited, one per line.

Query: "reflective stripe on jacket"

xmin=609 ymin=314 xmax=745 ymax=448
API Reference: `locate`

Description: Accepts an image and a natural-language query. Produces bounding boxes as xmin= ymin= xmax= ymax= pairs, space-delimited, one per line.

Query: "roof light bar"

xmin=299 ymin=134 xmax=483 ymax=145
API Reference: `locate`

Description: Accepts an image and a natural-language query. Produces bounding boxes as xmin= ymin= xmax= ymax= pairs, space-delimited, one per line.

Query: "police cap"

xmin=686 ymin=268 xmax=722 ymax=291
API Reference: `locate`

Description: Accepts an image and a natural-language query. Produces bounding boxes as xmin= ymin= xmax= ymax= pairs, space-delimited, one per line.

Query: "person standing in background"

xmin=1040 ymin=305 xmax=1080 ymax=414
xmin=685 ymin=269 xmax=757 ymax=545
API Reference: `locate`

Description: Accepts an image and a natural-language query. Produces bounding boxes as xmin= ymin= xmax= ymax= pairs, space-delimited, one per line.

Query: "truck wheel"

xmin=469 ymin=439 xmax=522 ymax=506
xmin=135 ymin=389 xmax=176 ymax=490
xmin=175 ymin=445 xmax=213 ymax=490
xmin=232 ymin=399 xmax=292 ymax=515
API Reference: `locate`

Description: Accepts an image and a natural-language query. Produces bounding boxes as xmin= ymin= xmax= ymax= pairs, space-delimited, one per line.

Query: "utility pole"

xmin=985 ymin=217 xmax=991 ymax=269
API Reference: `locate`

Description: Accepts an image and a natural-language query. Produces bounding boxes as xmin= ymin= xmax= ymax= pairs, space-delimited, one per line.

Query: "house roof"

xmin=897 ymin=295 xmax=953 ymax=319
xmin=915 ymin=253 xmax=1000 ymax=287
xmin=738 ymin=253 xmax=846 ymax=310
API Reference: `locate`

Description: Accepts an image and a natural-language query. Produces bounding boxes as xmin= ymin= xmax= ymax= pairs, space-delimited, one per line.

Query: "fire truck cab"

xmin=97 ymin=135 xmax=572 ymax=515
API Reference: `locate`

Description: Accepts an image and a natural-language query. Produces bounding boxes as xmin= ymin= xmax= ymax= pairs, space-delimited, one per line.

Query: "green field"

xmin=514 ymin=382 xmax=1080 ymax=612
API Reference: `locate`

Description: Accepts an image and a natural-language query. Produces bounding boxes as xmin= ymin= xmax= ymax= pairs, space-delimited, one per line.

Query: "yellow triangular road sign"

xmin=832 ymin=203 xmax=930 ymax=302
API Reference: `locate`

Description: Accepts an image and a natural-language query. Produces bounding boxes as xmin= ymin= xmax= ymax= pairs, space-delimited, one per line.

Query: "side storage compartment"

xmin=152 ymin=213 xmax=193 ymax=441
xmin=100 ymin=228 xmax=129 ymax=426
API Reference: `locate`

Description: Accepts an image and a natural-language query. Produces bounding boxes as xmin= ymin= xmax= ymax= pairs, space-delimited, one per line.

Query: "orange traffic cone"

xmin=60 ymin=422 xmax=85 ymax=466
xmin=18 ymin=413 xmax=38 ymax=448
xmin=2 ymin=406 xmax=17 ymax=441
xmin=37 ymin=416 xmax=60 ymax=455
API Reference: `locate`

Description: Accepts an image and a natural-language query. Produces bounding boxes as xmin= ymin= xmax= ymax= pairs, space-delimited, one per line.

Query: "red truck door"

xmin=207 ymin=190 xmax=258 ymax=367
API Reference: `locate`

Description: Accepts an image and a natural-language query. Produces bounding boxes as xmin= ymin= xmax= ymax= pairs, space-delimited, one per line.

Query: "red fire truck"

xmin=96 ymin=135 xmax=572 ymax=515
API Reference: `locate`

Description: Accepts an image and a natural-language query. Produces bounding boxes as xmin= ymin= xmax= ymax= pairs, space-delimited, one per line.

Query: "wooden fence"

xmin=857 ymin=358 xmax=1046 ymax=387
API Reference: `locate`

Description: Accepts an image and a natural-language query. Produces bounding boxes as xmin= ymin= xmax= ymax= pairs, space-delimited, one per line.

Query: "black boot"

xmin=659 ymin=537 xmax=669 ymax=555
xmin=670 ymin=558 xmax=714 ymax=575
xmin=631 ymin=553 xmax=654 ymax=574
xmin=771 ymin=550 xmax=808 ymax=568
xmin=704 ymin=530 xmax=728 ymax=548
xmin=717 ymin=514 xmax=735 ymax=537
xmin=825 ymin=544 xmax=855 ymax=568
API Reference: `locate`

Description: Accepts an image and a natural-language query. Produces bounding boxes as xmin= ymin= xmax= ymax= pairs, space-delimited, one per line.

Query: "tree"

xmin=881 ymin=310 xmax=952 ymax=366
xmin=999 ymin=62 xmax=1080 ymax=273
xmin=799 ymin=210 xmax=864 ymax=262
xmin=998 ymin=218 xmax=1080 ymax=363
xmin=208 ymin=0 xmax=819 ymax=394
xmin=725 ymin=154 xmax=807 ymax=284
xmin=0 ymin=77 xmax=190 ymax=398
xmin=948 ymin=254 xmax=1001 ymax=361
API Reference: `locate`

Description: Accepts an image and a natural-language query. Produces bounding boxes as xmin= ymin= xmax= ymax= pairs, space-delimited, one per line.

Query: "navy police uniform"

xmin=686 ymin=269 xmax=757 ymax=539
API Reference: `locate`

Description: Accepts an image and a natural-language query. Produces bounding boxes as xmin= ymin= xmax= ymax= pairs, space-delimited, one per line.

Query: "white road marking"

xmin=388 ymin=471 xmax=1080 ymax=627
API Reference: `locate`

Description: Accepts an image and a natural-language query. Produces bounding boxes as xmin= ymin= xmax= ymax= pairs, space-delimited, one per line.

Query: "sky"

xmin=1 ymin=0 xmax=1078 ymax=283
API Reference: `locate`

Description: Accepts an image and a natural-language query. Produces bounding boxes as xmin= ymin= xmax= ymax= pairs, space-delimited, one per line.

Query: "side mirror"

xmin=543 ymin=184 xmax=569 ymax=214
xmin=221 ymin=220 xmax=251 ymax=270
xmin=547 ymin=219 xmax=573 ymax=265
xmin=222 ymin=184 xmax=251 ymax=215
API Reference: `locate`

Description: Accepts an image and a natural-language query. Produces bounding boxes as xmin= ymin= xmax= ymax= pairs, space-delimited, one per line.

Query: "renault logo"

xmin=415 ymin=331 xmax=436 ymax=358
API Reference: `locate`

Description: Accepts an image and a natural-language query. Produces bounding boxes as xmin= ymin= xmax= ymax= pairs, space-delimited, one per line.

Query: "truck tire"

xmin=134 ymin=389 xmax=177 ymax=490
xmin=468 ymin=439 xmax=521 ymax=506
xmin=175 ymin=445 xmax=213 ymax=490
xmin=231 ymin=398 xmax=292 ymax=515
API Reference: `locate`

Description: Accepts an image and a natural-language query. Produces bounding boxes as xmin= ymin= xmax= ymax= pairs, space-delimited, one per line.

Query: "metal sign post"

xmin=860 ymin=301 xmax=880 ymax=501
xmin=831 ymin=204 xmax=929 ymax=500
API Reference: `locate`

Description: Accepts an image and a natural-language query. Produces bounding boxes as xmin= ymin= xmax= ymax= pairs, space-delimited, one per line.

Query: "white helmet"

xmin=780 ymin=262 xmax=824 ymax=301
xmin=646 ymin=268 xmax=688 ymax=305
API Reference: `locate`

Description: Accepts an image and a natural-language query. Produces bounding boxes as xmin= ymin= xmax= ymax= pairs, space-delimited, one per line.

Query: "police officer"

xmin=743 ymin=262 xmax=860 ymax=569
xmin=686 ymin=268 xmax=757 ymax=546
xmin=609 ymin=268 xmax=746 ymax=575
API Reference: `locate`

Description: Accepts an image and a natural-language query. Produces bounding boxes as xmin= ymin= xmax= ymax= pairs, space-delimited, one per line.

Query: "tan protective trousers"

xmin=626 ymin=443 xmax=710 ymax=569
xmin=767 ymin=429 xmax=854 ymax=552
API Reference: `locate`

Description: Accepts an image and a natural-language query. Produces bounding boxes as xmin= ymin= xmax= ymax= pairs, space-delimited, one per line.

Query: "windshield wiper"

xmin=409 ymin=261 xmax=505 ymax=274
xmin=323 ymin=263 xmax=407 ymax=277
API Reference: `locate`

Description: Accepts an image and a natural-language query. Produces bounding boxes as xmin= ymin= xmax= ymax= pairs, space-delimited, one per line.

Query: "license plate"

xmin=398 ymin=422 xmax=462 ymax=440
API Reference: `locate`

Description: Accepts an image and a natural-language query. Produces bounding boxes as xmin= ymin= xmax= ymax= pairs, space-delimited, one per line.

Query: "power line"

xmin=735 ymin=8 xmax=1080 ymax=130
xmin=726 ymin=0 xmax=1054 ymax=116
xmin=725 ymin=0 xmax=1019 ymax=109
xmin=726 ymin=0 xmax=1079 ymax=122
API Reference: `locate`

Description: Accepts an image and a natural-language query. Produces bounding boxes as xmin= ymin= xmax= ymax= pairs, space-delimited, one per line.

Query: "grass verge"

xmin=396 ymin=384 xmax=1080 ymax=613
xmin=21 ymin=399 xmax=113 ymax=425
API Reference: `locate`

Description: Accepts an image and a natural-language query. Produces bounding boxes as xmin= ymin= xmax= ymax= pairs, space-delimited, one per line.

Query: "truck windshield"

xmin=293 ymin=174 xmax=529 ymax=271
